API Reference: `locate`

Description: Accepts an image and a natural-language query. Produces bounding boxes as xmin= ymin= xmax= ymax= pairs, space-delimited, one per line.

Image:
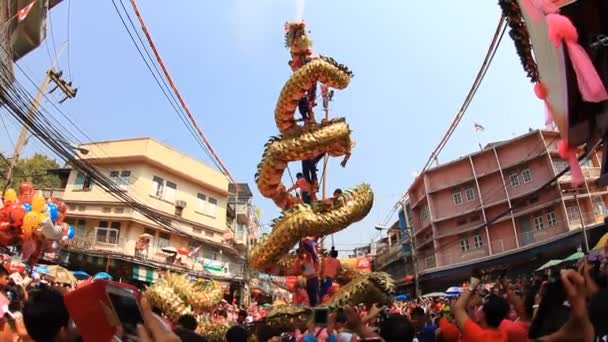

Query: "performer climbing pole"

xmin=249 ymin=21 xmax=394 ymax=308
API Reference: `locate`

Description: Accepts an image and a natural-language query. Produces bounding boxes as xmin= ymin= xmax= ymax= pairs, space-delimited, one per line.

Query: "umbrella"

xmin=161 ymin=246 xmax=178 ymax=254
xmin=33 ymin=265 xmax=50 ymax=275
xmin=72 ymin=271 xmax=90 ymax=280
xmin=445 ymin=293 xmax=460 ymax=298
xmin=177 ymin=247 xmax=189 ymax=256
xmin=93 ymin=272 xmax=113 ymax=281
xmin=421 ymin=292 xmax=446 ymax=298
xmin=592 ymin=232 xmax=608 ymax=251
xmin=536 ymin=259 xmax=563 ymax=271
xmin=139 ymin=233 xmax=153 ymax=239
xmin=562 ymin=251 xmax=585 ymax=263
xmin=46 ymin=265 xmax=77 ymax=284
xmin=446 ymin=286 xmax=462 ymax=294
xmin=394 ymin=294 xmax=409 ymax=301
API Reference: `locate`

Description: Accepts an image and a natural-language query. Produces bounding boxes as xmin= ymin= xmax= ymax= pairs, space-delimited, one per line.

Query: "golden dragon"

xmin=249 ymin=21 xmax=393 ymax=306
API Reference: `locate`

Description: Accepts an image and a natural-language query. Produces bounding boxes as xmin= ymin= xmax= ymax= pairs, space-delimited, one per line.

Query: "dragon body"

xmin=249 ymin=21 xmax=394 ymax=305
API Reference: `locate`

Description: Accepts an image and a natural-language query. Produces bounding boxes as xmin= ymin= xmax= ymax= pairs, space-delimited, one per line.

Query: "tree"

xmin=0 ymin=153 xmax=62 ymax=189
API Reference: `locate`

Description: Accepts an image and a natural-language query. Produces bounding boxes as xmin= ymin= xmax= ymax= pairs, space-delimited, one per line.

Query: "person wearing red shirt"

xmin=319 ymin=248 xmax=341 ymax=299
xmin=454 ymin=275 xmax=509 ymax=342
xmin=288 ymin=173 xmax=313 ymax=204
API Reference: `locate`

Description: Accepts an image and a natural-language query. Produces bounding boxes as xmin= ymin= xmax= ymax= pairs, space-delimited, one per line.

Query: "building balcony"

xmin=40 ymin=188 xmax=65 ymax=200
xmin=435 ymin=221 xmax=484 ymax=240
xmin=437 ymin=248 xmax=489 ymax=268
xmin=415 ymin=234 xmax=434 ymax=249
xmin=417 ymin=254 xmax=436 ymax=271
xmin=375 ymin=244 xmax=404 ymax=270
xmin=65 ymin=228 xmax=244 ymax=279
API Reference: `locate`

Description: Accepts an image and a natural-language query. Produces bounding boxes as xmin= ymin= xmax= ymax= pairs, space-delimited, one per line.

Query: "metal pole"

xmin=402 ymin=200 xmax=420 ymax=297
xmin=4 ymin=74 xmax=51 ymax=188
xmin=574 ymin=193 xmax=590 ymax=252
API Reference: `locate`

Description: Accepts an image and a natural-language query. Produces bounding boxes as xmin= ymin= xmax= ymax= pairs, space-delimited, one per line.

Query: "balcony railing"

xmin=65 ymin=229 xmax=244 ymax=279
xmin=375 ymin=244 xmax=404 ymax=269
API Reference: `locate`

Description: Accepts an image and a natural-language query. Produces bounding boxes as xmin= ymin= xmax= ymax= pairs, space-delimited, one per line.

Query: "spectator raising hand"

xmin=537 ymin=269 xmax=594 ymax=342
xmin=134 ymin=298 xmax=180 ymax=342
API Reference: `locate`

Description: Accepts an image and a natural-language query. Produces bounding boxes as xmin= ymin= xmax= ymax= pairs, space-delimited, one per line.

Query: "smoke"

xmin=295 ymin=0 xmax=305 ymax=20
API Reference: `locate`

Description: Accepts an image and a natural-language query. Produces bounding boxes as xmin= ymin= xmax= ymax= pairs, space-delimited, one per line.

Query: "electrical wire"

xmin=0 ymin=63 xmax=228 ymax=247
xmin=46 ymin=4 xmax=59 ymax=67
xmin=125 ymin=0 xmax=236 ymax=183
xmin=420 ymin=16 xmax=506 ymax=174
xmin=109 ymin=0 xmax=213 ymax=163
xmin=66 ymin=0 xmax=73 ymax=80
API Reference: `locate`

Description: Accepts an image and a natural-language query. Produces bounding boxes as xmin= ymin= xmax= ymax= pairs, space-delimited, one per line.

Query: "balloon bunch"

xmin=0 ymin=182 xmax=74 ymax=265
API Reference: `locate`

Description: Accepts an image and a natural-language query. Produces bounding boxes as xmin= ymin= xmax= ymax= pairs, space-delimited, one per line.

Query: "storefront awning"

xmin=132 ymin=265 xmax=159 ymax=283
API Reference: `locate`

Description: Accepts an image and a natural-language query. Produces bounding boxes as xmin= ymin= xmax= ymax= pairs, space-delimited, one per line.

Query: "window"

xmin=473 ymin=234 xmax=483 ymax=249
xmin=206 ymin=197 xmax=218 ymax=217
xmin=593 ymin=197 xmax=605 ymax=216
xmin=77 ymin=205 xmax=86 ymax=211
xmin=95 ymin=221 xmax=120 ymax=244
xmin=456 ymin=219 xmax=467 ymax=226
xmin=192 ymin=227 xmax=202 ymax=235
xmin=165 ymin=181 xmax=177 ymax=203
xmin=73 ymin=172 xmax=93 ymax=191
xmin=102 ymin=207 xmax=111 ymax=213
xmin=533 ymin=216 xmax=544 ymax=231
xmin=114 ymin=207 xmax=124 ymax=214
xmin=566 ymin=206 xmax=581 ymax=223
xmin=205 ymin=231 xmax=214 ymax=237
xmin=236 ymin=224 xmax=246 ymax=242
xmin=175 ymin=206 xmax=183 ymax=217
xmin=553 ymin=160 xmax=569 ymax=174
xmin=197 ymin=193 xmax=207 ymax=212
xmin=110 ymin=170 xmax=131 ymax=191
xmin=76 ymin=219 xmax=86 ymax=237
xmin=522 ymin=168 xmax=533 ymax=183
xmin=465 ymin=187 xmax=475 ymax=202
xmin=459 ymin=238 xmax=470 ymax=252
xmin=469 ymin=215 xmax=481 ymax=222
xmin=546 ymin=211 xmax=557 ymax=226
xmin=152 ymin=176 xmax=164 ymax=198
xmin=509 ymin=174 xmax=520 ymax=187
xmin=158 ymin=232 xmax=170 ymax=249
xmin=109 ymin=222 xmax=121 ymax=244
xmin=452 ymin=191 xmax=463 ymax=205
xmin=419 ymin=206 xmax=429 ymax=221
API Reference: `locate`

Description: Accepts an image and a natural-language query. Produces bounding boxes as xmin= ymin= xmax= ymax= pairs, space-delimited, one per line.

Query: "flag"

xmin=188 ymin=245 xmax=202 ymax=258
xmin=474 ymin=122 xmax=485 ymax=132
xmin=17 ymin=1 xmax=36 ymax=22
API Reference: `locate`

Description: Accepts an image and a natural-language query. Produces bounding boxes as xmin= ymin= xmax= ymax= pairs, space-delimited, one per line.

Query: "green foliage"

xmin=0 ymin=153 xmax=62 ymax=189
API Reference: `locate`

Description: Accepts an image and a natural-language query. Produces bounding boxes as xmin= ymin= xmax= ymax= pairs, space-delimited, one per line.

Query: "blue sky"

xmin=2 ymin=0 xmax=546 ymax=253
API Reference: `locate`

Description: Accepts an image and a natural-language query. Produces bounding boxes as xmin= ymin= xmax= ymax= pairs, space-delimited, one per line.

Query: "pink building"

xmin=408 ymin=129 xmax=607 ymax=287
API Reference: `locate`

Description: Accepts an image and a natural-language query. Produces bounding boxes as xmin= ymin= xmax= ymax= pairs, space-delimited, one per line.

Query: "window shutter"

xmin=74 ymin=172 xmax=85 ymax=187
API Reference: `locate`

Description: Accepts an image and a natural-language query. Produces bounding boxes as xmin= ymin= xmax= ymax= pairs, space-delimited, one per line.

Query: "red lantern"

xmin=404 ymin=275 xmax=414 ymax=282
xmin=177 ymin=247 xmax=189 ymax=255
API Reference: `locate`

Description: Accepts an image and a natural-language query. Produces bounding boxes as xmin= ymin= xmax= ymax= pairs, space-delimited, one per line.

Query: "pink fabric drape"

xmin=558 ymin=140 xmax=583 ymax=186
xmin=546 ymin=13 xmax=608 ymax=102
xmin=534 ymin=82 xmax=555 ymax=125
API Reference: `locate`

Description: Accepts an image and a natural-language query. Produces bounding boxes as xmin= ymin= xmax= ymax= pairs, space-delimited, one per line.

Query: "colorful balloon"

xmin=3 ymin=189 xmax=17 ymax=204
xmin=22 ymin=211 xmax=41 ymax=239
xmin=31 ymin=195 xmax=46 ymax=213
xmin=47 ymin=203 xmax=58 ymax=222
xmin=21 ymin=203 xmax=32 ymax=212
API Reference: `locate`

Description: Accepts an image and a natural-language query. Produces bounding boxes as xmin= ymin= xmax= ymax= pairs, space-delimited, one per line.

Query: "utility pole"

xmin=3 ymin=45 xmax=76 ymax=190
xmin=400 ymin=199 xmax=420 ymax=298
xmin=574 ymin=192 xmax=590 ymax=252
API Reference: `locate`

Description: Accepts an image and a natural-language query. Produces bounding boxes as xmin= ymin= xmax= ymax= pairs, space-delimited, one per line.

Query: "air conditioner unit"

xmin=175 ymin=200 xmax=187 ymax=208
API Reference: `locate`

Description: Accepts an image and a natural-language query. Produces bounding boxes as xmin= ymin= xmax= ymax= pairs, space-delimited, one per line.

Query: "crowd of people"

xmin=0 ymin=253 xmax=603 ymax=341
